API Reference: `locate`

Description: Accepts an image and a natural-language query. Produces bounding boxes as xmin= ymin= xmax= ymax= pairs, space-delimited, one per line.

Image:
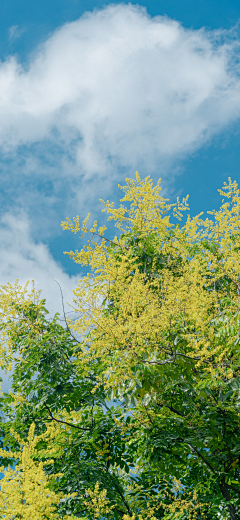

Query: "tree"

xmin=0 ymin=173 xmax=240 ymax=519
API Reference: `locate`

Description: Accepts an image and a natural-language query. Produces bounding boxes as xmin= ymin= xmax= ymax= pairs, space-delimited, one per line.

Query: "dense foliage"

xmin=0 ymin=174 xmax=239 ymax=519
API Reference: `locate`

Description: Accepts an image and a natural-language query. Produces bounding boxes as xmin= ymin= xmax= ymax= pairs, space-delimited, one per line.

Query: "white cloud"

xmin=0 ymin=212 xmax=80 ymax=316
xmin=0 ymin=4 xmax=240 ymax=181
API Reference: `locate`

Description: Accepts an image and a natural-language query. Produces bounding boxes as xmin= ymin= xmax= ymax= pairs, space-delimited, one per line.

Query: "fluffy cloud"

xmin=0 ymin=3 xmax=240 ymax=180
xmin=0 ymin=212 xmax=80 ymax=315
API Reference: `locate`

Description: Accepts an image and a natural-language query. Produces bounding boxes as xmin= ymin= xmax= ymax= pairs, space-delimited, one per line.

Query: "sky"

xmin=0 ymin=0 xmax=240 ymax=329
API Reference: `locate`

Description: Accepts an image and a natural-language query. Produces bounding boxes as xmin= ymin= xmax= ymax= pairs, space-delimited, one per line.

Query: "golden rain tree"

xmin=0 ymin=173 xmax=239 ymax=520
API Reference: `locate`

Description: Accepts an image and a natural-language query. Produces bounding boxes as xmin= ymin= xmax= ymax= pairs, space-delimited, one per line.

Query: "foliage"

xmin=0 ymin=423 xmax=76 ymax=520
xmin=0 ymin=174 xmax=240 ymax=519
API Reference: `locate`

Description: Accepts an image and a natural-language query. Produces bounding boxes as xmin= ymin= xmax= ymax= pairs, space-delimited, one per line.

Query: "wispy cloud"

xmin=8 ymin=24 xmax=25 ymax=42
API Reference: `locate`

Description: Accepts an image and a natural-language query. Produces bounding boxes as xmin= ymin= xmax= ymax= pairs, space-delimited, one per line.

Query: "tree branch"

xmin=106 ymin=471 xmax=133 ymax=517
xmin=188 ymin=443 xmax=215 ymax=473
xmin=44 ymin=402 xmax=92 ymax=431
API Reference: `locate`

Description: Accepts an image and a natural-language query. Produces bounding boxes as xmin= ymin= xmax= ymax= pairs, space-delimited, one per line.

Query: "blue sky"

xmin=0 ymin=0 xmax=240 ymax=320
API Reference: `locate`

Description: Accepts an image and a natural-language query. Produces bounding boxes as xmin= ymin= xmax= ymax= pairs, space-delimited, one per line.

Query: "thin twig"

xmin=53 ymin=279 xmax=81 ymax=344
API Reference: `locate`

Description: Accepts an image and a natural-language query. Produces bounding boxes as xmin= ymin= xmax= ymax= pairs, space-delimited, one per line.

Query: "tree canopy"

xmin=0 ymin=173 xmax=239 ymax=520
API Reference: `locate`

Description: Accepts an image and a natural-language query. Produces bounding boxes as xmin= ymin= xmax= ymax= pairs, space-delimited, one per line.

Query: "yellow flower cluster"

xmin=61 ymin=174 xmax=240 ymax=390
xmin=82 ymin=482 xmax=115 ymax=518
xmin=0 ymin=424 xmax=77 ymax=520
xmin=0 ymin=280 xmax=42 ymax=371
